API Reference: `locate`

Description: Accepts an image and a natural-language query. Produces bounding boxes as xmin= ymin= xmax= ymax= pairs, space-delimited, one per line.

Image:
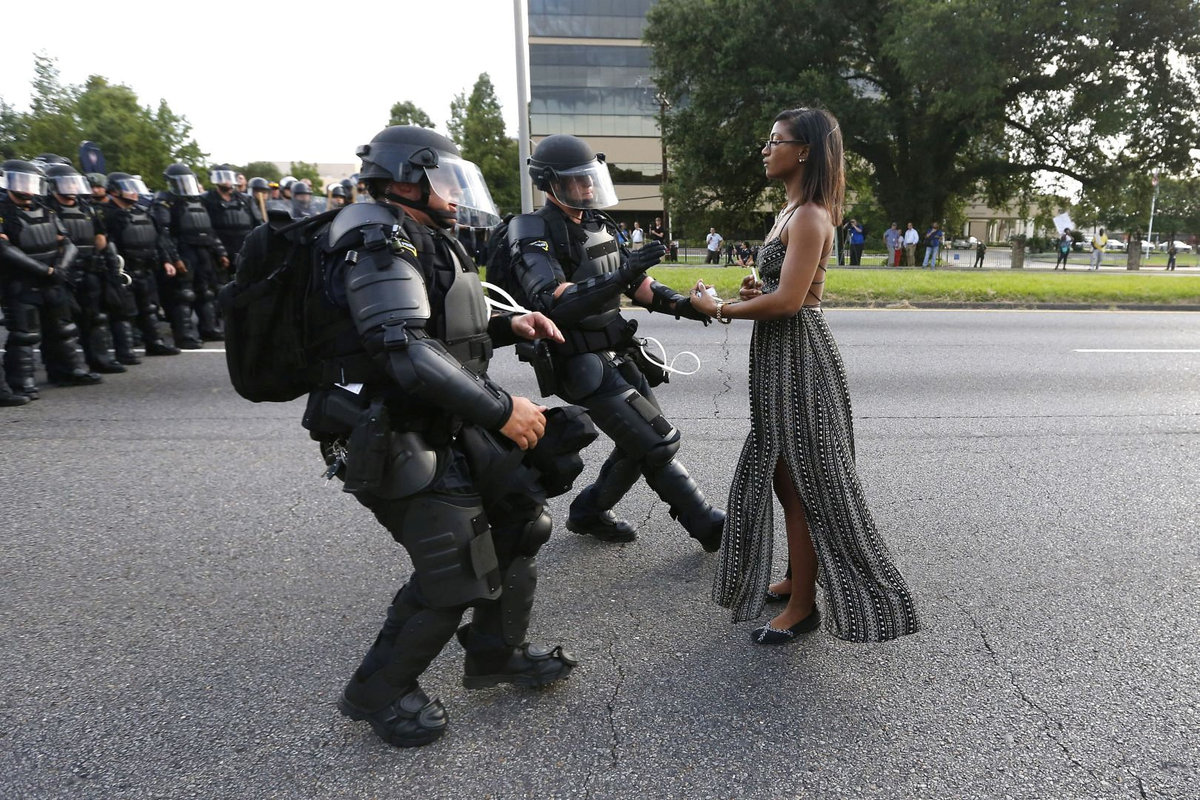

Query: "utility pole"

xmin=655 ymin=91 xmax=670 ymax=240
xmin=513 ymin=0 xmax=533 ymax=213
xmin=1147 ymin=168 xmax=1160 ymax=250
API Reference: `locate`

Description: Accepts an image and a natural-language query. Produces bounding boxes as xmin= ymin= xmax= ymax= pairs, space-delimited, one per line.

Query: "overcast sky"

xmin=0 ymin=0 xmax=523 ymax=166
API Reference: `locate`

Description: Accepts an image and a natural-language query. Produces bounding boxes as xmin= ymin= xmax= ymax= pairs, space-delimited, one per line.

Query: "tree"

xmin=289 ymin=160 xmax=322 ymax=190
xmin=389 ymin=100 xmax=434 ymax=128
xmin=448 ymin=73 xmax=519 ymax=215
xmin=645 ymin=0 xmax=1200 ymax=230
xmin=241 ymin=161 xmax=282 ymax=181
xmin=0 ymin=98 xmax=30 ymax=159
xmin=22 ymin=53 xmax=81 ymax=160
xmin=75 ymin=76 xmax=171 ymax=181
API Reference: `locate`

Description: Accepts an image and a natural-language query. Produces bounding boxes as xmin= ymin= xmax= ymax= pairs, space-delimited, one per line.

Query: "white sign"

xmin=1053 ymin=212 xmax=1075 ymax=233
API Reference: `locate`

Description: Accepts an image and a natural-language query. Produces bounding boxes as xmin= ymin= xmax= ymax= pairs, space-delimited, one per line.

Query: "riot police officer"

xmin=0 ymin=159 xmax=101 ymax=397
xmin=150 ymin=163 xmax=228 ymax=344
xmin=327 ymin=183 xmax=348 ymax=209
xmin=103 ymin=172 xmax=181 ymax=357
xmin=506 ymin=134 xmax=724 ymax=550
xmin=247 ymin=177 xmax=272 ymax=226
xmin=301 ymin=126 xmax=581 ymax=748
xmin=289 ymin=180 xmax=317 ymax=218
xmin=45 ymin=162 xmax=127 ymax=374
xmin=201 ymin=165 xmax=256 ymax=267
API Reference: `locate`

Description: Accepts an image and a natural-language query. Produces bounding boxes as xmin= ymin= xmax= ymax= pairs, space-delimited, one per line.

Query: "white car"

xmin=1156 ymin=240 xmax=1192 ymax=253
xmin=1104 ymin=238 xmax=1127 ymax=252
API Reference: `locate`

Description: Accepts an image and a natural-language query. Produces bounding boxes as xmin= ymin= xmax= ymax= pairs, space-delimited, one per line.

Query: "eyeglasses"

xmin=761 ymin=139 xmax=804 ymax=149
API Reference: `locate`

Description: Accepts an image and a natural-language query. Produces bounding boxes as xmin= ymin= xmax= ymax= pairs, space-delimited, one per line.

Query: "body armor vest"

xmin=564 ymin=217 xmax=623 ymax=331
xmin=51 ymin=200 xmax=98 ymax=258
xmin=402 ymin=218 xmax=493 ymax=376
xmin=5 ymin=202 xmax=60 ymax=264
xmin=204 ymin=191 xmax=254 ymax=235
xmin=165 ymin=195 xmax=219 ymax=246
xmin=109 ymin=205 xmax=160 ymax=263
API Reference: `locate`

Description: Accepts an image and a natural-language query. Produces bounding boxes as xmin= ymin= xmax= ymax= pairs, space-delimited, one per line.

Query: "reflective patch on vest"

xmin=531 ymin=239 xmax=549 ymax=251
xmin=393 ymin=238 xmax=418 ymax=260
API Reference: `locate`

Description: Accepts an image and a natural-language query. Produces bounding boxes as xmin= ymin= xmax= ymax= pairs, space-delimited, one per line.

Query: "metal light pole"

xmin=655 ymin=91 xmax=670 ymax=240
xmin=513 ymin=0 xmax=533 ymax=213
xmin=1147 ymin=168 xmax=1160 ymax=251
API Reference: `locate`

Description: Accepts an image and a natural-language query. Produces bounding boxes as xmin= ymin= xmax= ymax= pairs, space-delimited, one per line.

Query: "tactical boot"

xmin=144 ymin=340 xmax=181 ymax=356
xmin=49 ymin=369 xmax=103 ymax=387
xmin=0 ymin=392 xmax=30 ymax=407
xmin=461 ymin=641 xmax=578 ymax=690
xmin=337 ymin=683 xmax=447 ymax=748
xmin=111 ymin=321 xmax=142 ymax=365
xmin=566 ymin=486 xmax=637 ymax=542
xmin=675 ymin=505 xmax=725 ymax=553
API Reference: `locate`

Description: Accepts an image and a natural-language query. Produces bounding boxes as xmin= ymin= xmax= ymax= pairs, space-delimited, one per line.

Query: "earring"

xmin=798 ymin=157 xmax=806 ymax=163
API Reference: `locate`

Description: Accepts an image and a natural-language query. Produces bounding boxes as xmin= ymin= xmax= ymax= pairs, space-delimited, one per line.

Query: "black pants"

xmin=849 ymin=244 xmax=863 ymax=265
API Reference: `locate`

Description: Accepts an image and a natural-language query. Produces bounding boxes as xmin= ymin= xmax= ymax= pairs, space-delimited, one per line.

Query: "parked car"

xmin=1105 ymin=238 xmax=1127 ymax=252
xmin=1156 ymin=240 xmax=1192 ymax=253
xmin=950 ymin=236 xmax=980 ymax=249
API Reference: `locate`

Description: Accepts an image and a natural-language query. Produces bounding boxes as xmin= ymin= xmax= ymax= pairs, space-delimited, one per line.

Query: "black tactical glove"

xmin=618 ymin=241 xmax=667 ymax=285
xmin=671 ymin=295 xmax=712 ymax=326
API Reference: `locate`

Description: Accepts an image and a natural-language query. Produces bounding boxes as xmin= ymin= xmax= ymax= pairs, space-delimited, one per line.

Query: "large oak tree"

xmin=645 ymin=0 xmax=1200 ymax=230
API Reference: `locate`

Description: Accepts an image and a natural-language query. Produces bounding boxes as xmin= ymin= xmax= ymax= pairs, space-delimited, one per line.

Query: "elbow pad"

xmin=383 ymin=332 xmax=512 ymax=430
xmin=547 ymin=272 xmax=627 ymax=326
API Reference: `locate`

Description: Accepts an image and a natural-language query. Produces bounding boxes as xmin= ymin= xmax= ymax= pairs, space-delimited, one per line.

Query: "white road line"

xmin=1074 ymin=349 xmax=1200 ymax=353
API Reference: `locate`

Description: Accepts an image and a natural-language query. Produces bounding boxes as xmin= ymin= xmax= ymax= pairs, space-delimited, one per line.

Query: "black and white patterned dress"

xmin=711 ymin=236 xmax=919 ymax=642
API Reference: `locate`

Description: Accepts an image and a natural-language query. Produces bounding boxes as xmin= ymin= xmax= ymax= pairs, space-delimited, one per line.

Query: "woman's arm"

xmin=692 ymin=205 xmax=831 ymax=322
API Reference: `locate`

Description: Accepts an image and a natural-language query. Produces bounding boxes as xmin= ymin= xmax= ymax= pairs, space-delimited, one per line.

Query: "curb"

xmin=825 ymin=301 xmax=1200 ymax=312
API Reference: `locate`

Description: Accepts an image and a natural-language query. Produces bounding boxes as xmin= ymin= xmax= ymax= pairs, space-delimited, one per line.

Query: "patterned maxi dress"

xmin=711 ymin=236 xmax=919 ymax=642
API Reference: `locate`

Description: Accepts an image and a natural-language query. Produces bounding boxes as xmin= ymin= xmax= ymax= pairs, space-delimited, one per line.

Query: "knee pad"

xmin=7 ymin=329 xmax=41 ymax=347
xmin=515 ymin=510 xmax=552 ymax=557
xmin=93 ymin=311 xmax=109 ymax=326
xmin=558 ymin=353 xmax=606 ymax=400
xmin=178 ymin=288 xmax=197 ymax=304
xmin=392 ymin=493 xmax=502 ymax=608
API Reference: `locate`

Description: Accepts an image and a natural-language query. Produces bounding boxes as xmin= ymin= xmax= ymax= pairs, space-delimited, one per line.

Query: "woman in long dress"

xmin=689 ymin=108 xmax=919 ymax=645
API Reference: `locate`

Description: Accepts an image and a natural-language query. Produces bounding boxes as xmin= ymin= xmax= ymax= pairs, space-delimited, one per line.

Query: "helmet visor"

xmin=112 ymin=177 xmax=151 ymax=197
xmin=170 ymin=174 xmax=202 ymax=196
xmin=5 ymin=171 xmax=47 ymax=196
xmin=210 ymin=169 xmax=237 ymax=186
xmin=425 ymin=156 xmax=501 ymax=228
xmin=547 ymin=159 xmax=618 ymax=209
xmin=52 ymin=174 xmax=90 ymax=196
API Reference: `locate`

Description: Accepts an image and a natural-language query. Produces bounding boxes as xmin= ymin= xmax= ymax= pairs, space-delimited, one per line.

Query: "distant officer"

xmin=150 ymin=164 xmax=227 ymax=344
xmin=507 ymin=134 xmax=724 ymax=550
xmin=44 ymin=163 xmax=126 ymax=373
xmin=0 ymin=159 xmax=102 ymax=398
xmin=247 ymin=177 xmax=272 ymax=226
xmin=201 ymin=165 xmax=256 ymax=270
xmin=104 ymin=172 xmax=181 ymax=357
xmin=290 ymin=180 xmax=317 ymax=218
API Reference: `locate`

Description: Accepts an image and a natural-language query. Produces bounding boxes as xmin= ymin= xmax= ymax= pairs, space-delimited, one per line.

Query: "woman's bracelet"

xmin=714 ymin=298 xmax=731 ymax=324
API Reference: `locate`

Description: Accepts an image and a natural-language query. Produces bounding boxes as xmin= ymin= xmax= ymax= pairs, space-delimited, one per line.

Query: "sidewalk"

xmin=845 ymin=248 xmax=1198 ymax=274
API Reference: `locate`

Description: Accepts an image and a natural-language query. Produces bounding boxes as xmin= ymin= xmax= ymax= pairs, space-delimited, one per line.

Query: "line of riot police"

xmin=0 ymin=157 xmax=362 ymax=407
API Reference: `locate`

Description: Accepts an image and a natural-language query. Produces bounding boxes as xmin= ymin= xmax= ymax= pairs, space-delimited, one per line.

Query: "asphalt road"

xmin=1 ymin=309 xmax=1197 ymax=800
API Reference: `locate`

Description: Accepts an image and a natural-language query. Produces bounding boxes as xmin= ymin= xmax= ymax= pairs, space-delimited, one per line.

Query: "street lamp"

xmin=655 ymin=91 xmax=671 ymax=241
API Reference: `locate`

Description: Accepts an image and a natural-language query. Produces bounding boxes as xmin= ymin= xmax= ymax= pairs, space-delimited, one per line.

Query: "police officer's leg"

xmin=158 ymin=263 xmax=201 ymax=349
xmin=40 ymin=286 xmax=100 ymax=386
xmin=459 ymin=497 xmax=577 ymax=689
xmin=79 ymin=272 xmax=124 ymax=373
xmin=135 ymin=271 xmax=180 ymax=355
xmin=190 ymin=248 xmax=223 ymax=341
xmin=2 ymin=298 xmax=41 ymax=400
xmin=580 ymin=357 xmax=723 ymax=551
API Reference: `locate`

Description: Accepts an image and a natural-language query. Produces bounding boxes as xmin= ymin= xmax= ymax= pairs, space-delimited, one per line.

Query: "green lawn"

xmin=639 ymin=266 xmax=1200 ymax=306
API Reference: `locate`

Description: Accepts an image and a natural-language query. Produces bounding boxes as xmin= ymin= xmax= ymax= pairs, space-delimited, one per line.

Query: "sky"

xmin=0 ymin=0 xmax=524 ymax=167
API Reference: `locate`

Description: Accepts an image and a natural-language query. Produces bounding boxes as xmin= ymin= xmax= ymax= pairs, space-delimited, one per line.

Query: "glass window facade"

xmin=529 ymin=0 xmax=655 ymax=39
xmin=530 ymin=44 xmax=660 ymax=138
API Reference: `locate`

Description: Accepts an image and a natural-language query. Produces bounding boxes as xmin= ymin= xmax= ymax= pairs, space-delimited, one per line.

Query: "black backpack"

xmin=483 ymin=213 xmax=519 ymax=306
xmin=218 ymin=208 xmax=341 ymax=403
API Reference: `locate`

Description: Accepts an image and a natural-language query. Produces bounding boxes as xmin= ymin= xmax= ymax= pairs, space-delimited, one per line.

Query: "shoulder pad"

xmin=509 ymin=213 xmax=549 ymax=243
xmin=153 ymin=192 xmax=172 ymax=206
xmin=327 ymin=202 xmax=403 ymax=249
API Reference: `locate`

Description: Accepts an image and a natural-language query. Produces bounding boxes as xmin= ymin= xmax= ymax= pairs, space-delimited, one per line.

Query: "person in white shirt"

xmin=630 ymin=221 xmax=644 ymax=250
xmin=705 ymin=227 xmax=724 ymax=264
xmin=902 ymin=222 xmax=919 ymax=266
xmin=1090 ymin=228 xmax=1108 ymax=270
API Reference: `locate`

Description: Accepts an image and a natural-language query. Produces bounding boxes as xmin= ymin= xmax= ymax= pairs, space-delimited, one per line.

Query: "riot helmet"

xmin=164 ymin=163 xmax=202 ymax=196
xmin=291 ymin=180 xmax=313 ymax=216
xmin=45 ymin=163 xmax=90 ymax=197
xmin=34 ymin=153 xmax=71 ymax=168
xmin=328 ymin=183 xmax=348 ymax=208
xmin=528 ymin=134 xmax=618 ymax=210
xmin=86 ymin=172 xmax=107 ymax=188
xmin=210 ymin=165 xmax=238 ymax=189
xmin=2 ymin=159 xmax=48 ymax=201
xmin=107 ymin=172 xmax=152 ymax=204
xmin=248 ymin=176 xmax=271 ymax=193
xmin=355 ymin=125 xmax=499 ymax=228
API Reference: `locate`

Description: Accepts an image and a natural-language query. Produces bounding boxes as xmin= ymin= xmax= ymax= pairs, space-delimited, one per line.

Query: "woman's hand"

xmin=739 ymin=274 xmax=763 ymax=300
xmin=690 ymin=280 xmax=718 ymax=317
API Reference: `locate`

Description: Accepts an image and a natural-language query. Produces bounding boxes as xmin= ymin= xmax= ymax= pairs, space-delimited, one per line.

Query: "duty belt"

xmin=550 ymin=317 xmax=637 ymax=357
